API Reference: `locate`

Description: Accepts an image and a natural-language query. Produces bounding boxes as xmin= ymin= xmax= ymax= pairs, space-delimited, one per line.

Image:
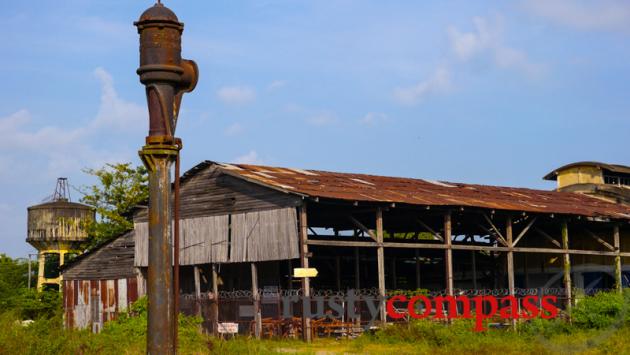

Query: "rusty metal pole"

xmin=135 ymin=3 xmax=198 ymax=354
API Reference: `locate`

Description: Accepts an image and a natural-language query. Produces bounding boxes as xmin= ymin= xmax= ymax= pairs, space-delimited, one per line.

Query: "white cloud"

xmin=0 ymin=68 xmax=144 ymax=180
xmin=91 ymin=67 xmax=146 ymax=131
xmin=306 ymin=111 xmax=337 ymax=126
xmin=267 ymin=80 xmax=287 ymax=91
xmin=232 ymin=150 xmax=264 ymax=164
xmin=224 ymin=122 xmax=244 ymax=136
xmin=523 ymin=0 xmax=630 ymax=32
xmin=448 ymin=16 xmax=543 ymax=76
xmin=393 ymin=67 xmax=451 ymax=105
xmin=217 ymin=86 xmax=256 ymax=105
xmin=360 ymin=112 xmax=389 ymax=126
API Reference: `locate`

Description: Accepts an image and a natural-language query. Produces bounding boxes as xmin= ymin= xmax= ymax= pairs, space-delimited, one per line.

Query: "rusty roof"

xmin=183 ymin=161 xmax=630 ymax=220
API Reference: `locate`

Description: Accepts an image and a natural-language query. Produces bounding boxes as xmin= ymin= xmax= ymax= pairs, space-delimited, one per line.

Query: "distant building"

xmin=544 ymin=162 xmax=630 ymax=205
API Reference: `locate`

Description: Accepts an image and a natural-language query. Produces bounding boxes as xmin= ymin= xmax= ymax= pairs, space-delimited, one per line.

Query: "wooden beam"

xmin=513 ymin=216 xmax=537 ymax=246
xmin=415 ymin=218 xmax=443 ymax=242
xmin=506 ymin=216 xmax=516 ymax=330
xmin=299 ymin=205 xmax=312 ymax=342
xmin=306 ymin=239 xmax=622 ymax=256
xmin=348 ymin=216 xmax=377 ymax=241
xmin=562 ymin=221 xmax=572 ymax=314
xmin=376 ymin=207 xmax=386 ymax=324
xmin=415 ymin=249 xmax=421 ymax=290
xmin=445 ymin=212 xmax=454 ymax=296
xmin=251 ymin=263 xmax=261 ymax=339
xmin=584 ymin=229 xmax=615 ymax=251
xmin=335 ymin=256 xmax=341 ymax=291
xmin=354 ymin=247 xmax=360 ymax=290
xmin=536 ymin=228 xmax=562 ymax=249
xmin=614 ymin=225 xmax=622 ymax=293
xmin=211 ymin=264 xmax=219 ymax=336
xmin=194 ymin=266 xmax=201 ymax=317
xmin=482 ymin=214 xmax=508 ymax=246
xmin=471 ymin=251 xmax=477 ymax=290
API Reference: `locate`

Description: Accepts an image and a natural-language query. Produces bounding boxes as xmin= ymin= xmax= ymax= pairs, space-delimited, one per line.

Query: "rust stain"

xmin=184 ymin=161 xmax=630 ymax=220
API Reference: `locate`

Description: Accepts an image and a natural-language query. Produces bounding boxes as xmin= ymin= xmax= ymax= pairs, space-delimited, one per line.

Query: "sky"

xmin=1 ymin=0 xmax=630 ymax=257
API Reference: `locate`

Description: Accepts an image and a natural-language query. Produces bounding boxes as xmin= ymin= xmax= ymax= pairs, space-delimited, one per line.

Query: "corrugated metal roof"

xmin=184 ymin=161 xmax=630 ymax=220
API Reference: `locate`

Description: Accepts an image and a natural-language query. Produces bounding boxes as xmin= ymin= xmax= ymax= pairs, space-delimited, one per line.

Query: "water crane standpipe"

xmin=134 ymin=2 xmax=198 ymax=354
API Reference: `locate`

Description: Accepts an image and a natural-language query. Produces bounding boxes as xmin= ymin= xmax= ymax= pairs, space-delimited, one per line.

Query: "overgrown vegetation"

xmin=4 ymin=247 xmax=630 ymax=354
xmin=2 ymin=284 xmax=630 ymax=354
xmin=0 ymin=254 xmax=60 ymax=320
xmin=80 ymin=163 xmax=148 ymax=249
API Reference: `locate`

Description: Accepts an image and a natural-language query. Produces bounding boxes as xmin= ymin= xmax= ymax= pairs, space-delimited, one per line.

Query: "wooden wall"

xmin=134 ymin=208 xmax=299 ymax=266
xmin=133 ymin=164 xmax=301 ymax=222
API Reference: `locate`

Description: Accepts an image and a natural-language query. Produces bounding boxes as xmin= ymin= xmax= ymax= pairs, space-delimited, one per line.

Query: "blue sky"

xmin=2 ymin=0 xmax=630 ymax=257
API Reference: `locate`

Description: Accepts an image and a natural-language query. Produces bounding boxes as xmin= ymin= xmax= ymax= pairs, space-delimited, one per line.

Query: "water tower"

xmin=27 ymin=178 xmax=94 ymax=291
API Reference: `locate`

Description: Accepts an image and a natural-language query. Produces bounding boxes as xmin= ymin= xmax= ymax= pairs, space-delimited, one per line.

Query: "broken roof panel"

xmin=187 ymin=161 xmax=630 ymax=220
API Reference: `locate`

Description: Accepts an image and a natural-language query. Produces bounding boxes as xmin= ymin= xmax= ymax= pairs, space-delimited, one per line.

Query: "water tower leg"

xmin=37 ymin=253 xmax=45 ymax=291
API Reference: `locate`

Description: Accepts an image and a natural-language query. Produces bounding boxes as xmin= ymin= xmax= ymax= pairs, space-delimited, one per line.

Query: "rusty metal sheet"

xmin=179 ymin=161 xmax=630 ymax=220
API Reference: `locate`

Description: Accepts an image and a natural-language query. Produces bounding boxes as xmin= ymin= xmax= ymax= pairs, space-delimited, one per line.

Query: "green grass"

xmin=3 ymin=291 xmax=630 ymax=354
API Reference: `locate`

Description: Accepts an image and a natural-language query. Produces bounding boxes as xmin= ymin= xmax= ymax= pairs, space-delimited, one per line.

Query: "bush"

xmin=572 ymin=291 xmax=628 ymax=329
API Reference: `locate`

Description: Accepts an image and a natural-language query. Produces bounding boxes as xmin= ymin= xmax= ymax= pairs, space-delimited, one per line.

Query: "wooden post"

xmin=444 ymin=212 xmax=453 ymax=296
xmin=391 ymin=257 xmax=397 ymax=290
xmin=471 ymin=251 xmax=477 ymax=290
xmin=415 ymin=249 xmax=421 ymax=290
xmin=335 ymin=256 xmax=341 ymax=291
xmin=506 ymin=216 xmax=516 ymax=329
xmin=524 ymin=253 xmax=529 ymax=289
xmin=193 ymin=266 xmax=201 ymax=317
xmin=354 ymin=246 xmax=361 ymax=327
xmin=614 ymin=225 xmax=622 ymax=293
xmin=562 ymin=221 xmax=572 ymax=314
xmin=251 ymin=263 xmax=262 ymax=339
xmin=376 ymin=207 xmax=386 ymax=324
xmin=354 ymin=248 xmax=360 ymax=289
xmin=211 ymin=264 xmax=219 ymax=335
xmin=298 ymin=205 xmax=312 ymax=342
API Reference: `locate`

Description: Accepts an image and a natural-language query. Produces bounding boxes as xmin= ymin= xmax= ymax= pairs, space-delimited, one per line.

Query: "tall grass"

xmin=2 ymin=291 xmax=630 ymax=354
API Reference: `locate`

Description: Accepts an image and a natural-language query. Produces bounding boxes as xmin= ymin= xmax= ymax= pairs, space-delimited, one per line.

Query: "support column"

xmin=251 ymin=263 xmax=261 ymax=339
xmin=194 ymin=266 xmax=201 ymax=317
xmin=471 ymin=251 xmax=477 ymax=290
xmin=506 ymin=216 xmax=516 ymax=329
xmin=415 ymin=249 xmax=421 ymax=290
xmin=141 ymin=144 xmax=177 ymax=354
xmin=391 ymin=257 xmax=397 ymax=290
xmin=354 ymin=247 xmax=361 ymax=327
xmin=37 ymin=252 xmax=45 ymax=291
xmin=354 ymin=248 xmax=360 ymax=290
xmin=376 ymin=207 xmax=386 ymax=324
xmin=562 ymin=221 xmax=572 ymax=314
xmin=444 ymin=212 xmax=453 ymax=296
xmin=298 ymin=204 xmax=311 ymax=342
xmin=211 ymin=264 xmax=219 ymax=336
xmin=614 ymin=225 xmax=622 ymax=293
xmin=335 ymin=256 xmax=341 ymax=291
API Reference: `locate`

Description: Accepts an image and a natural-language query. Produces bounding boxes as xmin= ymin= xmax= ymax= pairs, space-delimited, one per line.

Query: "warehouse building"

xmin=63 ymin=160 xmax=630 ymax=336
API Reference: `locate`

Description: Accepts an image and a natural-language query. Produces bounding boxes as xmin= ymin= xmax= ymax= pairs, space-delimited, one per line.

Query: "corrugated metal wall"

xmin=134 ymin=207 xmax=299 ymax=266
xmin=63 ymin=276 xmax=145 ymax=331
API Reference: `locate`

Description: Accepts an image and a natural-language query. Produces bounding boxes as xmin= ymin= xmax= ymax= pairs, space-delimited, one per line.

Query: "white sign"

xmin=217 ymin=322 xmax=239 ymax=334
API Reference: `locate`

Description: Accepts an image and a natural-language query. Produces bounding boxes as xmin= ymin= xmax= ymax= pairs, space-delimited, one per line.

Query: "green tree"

xmin=81 ymin=163 xmax=148 ymax=249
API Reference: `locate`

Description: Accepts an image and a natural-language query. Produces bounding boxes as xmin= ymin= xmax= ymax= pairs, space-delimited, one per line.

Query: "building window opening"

xmin=603 ymin=174 xmax=630 ymax=187
xmin=43 ymin=253 xmax=60 ymax=279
